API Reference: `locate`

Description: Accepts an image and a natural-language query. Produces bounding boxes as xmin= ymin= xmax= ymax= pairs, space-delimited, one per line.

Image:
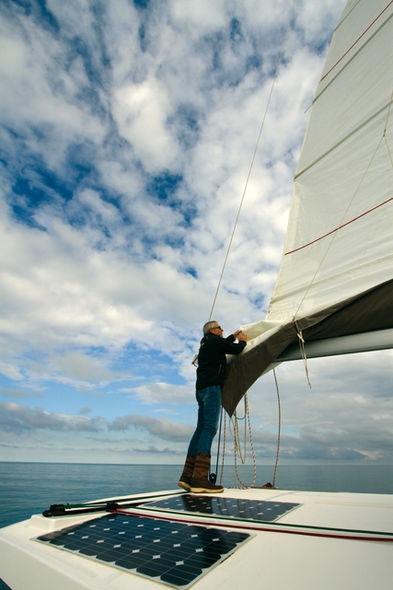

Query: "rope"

xmin=296 ymin=324 xmax=312 ymax=389
xmin=272 ymin=368 xmax=281 ymax=488
xmin=218 ymin=380 xmax=282 ymax=490
xmin=231 ymin=393 xmax=257 ymax=489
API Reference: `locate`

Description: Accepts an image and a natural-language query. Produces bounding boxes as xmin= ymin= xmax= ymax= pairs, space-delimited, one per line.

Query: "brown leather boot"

xmin=190 ymin=453 xmax=223 ymax=493
xmin=178 ymin=454 xmax=195 ymax=490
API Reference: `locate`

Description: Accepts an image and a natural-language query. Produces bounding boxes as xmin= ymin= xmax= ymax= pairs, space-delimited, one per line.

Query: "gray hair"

xmin=203 ymin=320 xmax=217 ymax=335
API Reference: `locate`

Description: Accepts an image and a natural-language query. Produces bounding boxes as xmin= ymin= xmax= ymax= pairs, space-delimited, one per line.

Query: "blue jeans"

xmin=187 ymin=385 xmax=221 ymax=456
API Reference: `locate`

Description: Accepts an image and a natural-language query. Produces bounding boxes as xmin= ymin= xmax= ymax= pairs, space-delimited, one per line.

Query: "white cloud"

xmin=0 ymin=402 xmax=103 ymax=432
xmin=133 ymin=382 xmax=192 ymax=405
xmin=169 ymin=0 xmax=227 ymax=33
xmin=113 ymin=79 xmax=179 ymax=172
xmin=2 ymin=0 xmax=387 ymax=469
xmin=0 ymin=387 xmax=42 ymax=399
xmin=108 ymin=413 xmax=193 ymax=442
xmin=53 ymin=352 xmax=116 ymax=384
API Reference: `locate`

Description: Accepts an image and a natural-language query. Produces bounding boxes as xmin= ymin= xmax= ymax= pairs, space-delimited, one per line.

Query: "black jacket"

xmin=196 ymin=333 xmax=246 ymax=390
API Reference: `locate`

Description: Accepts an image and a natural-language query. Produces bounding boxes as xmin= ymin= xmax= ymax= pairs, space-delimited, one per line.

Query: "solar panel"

xmin=146 ymin=494 xmax=300 ymax=522
xmin=36 ymin=513 xmax=251 ymax=589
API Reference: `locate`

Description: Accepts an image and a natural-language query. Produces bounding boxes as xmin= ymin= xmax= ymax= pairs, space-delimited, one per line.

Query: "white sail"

xmin=223 ymin=0 xmax=393 ymax=415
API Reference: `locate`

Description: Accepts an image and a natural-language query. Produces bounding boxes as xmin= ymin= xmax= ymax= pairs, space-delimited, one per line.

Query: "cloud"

xmin=241 ymin=350 xmax=393 ymax=462
xmin=113 ymin=79 xmax=178 ymax=172
xmin=0 ymin=387 xmax=42 ymax=399
xmin=53 ymin=351 xmax=116 ymax=384
xmin=0 ymin=402 xmax=103 ymax=432
xmin=133 ymin=445 xmax=183 ymax=455
xmin=108 ymin=414 xmax=193 ymax=442
xmin=132 ymin=382 xmax=192 ymax=405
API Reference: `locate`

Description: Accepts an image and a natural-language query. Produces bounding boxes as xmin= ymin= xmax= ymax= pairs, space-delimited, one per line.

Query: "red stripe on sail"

xmin=285 ymin=197 xmax=393 ymax=255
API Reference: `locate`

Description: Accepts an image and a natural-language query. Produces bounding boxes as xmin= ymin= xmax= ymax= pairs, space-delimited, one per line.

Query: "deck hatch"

xmin=35 ymin=513 xmax=251 ymax=589
xmin=145 ymin=494 xmax=300 ymax=522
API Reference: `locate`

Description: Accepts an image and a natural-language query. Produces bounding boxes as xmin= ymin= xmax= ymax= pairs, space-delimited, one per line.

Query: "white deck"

xmin=1 ymin=487 xmax=392 ymax=590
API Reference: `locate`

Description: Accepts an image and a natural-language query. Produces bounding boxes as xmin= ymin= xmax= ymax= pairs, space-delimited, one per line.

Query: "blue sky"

xmin=1 ymin=0 xmax=392 ymax=467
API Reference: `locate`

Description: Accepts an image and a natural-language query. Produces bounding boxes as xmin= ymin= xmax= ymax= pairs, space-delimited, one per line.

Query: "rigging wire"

xmin=208 ymin=3 xmax=295 ymax=322
xmin=208 ymin=3 xmax=296 ymax=488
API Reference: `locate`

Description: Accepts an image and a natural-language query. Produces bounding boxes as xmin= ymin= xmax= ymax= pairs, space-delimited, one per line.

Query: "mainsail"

xmin=222 ymin=0 xmax=393 ymax=416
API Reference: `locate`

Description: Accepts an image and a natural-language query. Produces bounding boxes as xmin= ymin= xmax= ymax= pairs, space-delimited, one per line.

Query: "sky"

xmin=1 ymin=0 xmax=392 ymax=470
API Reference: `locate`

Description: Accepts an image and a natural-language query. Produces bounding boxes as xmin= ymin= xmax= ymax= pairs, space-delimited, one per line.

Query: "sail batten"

xmin=221 ymin=0 xmax=393 ymax=416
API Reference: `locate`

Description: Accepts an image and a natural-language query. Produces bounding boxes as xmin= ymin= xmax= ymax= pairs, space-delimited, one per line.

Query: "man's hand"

xmin=238 ymin=331 xmax=247 ymax=343
xmin=234 ymin=330 xmax=247 ymax=342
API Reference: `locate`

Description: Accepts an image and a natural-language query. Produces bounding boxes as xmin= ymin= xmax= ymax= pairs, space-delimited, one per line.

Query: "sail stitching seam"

xmin=295 ymin=101 xmax=391 ymax=180
xmin=334 ymin=0 xmax=362 ymax=33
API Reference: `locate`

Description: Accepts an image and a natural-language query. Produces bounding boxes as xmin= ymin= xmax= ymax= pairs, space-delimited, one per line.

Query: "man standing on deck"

xmin=178 ymin=321 xmax=247 ymax=493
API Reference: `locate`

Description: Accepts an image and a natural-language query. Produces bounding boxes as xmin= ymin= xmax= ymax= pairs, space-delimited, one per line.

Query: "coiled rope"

xmin=217 ymin=367 xmax=282 ymax=489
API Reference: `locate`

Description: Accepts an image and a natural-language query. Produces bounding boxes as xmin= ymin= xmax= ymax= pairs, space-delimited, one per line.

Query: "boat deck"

xmin=0 ymin=487 xmax=392 ymax=589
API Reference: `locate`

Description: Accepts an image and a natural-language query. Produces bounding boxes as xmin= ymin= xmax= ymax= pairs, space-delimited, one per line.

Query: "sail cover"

xmin=222 ymin=0 xmax=393 ymax=416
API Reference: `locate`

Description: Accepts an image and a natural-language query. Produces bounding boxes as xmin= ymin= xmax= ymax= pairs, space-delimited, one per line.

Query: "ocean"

xmin=1 ymin=461 xmax=392 ymax=529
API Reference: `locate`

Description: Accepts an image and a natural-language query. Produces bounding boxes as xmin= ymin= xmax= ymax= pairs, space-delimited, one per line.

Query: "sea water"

xmin=0 ymin=461 xmax=392 ymax=529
